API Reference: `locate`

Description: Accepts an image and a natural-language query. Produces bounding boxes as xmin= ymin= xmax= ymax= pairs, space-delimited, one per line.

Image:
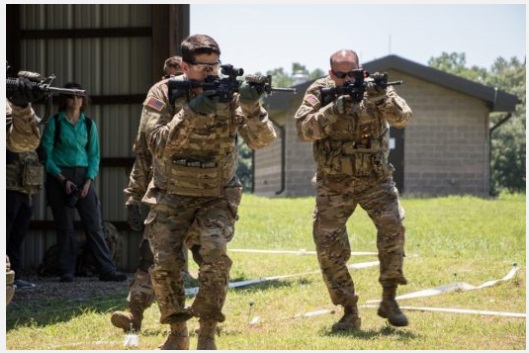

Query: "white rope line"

xmin=185 ymin=260 xmax=380 ymax=296
xmin=229 ymin=248 xmax=378 ymax=256
xmin=366 ymin=265 xmax=520 ymax=304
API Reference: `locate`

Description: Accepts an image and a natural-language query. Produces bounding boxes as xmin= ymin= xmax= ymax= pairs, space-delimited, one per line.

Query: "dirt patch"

xmin=8 ymin=275 xmax=131 ymax=305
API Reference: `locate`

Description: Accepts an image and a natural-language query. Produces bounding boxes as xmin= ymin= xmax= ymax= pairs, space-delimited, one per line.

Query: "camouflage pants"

xmin=145 ymin=187 xmax=241 ymax=324
xmin=127 ymin=268 xmax=155 ymax=311
xmin=313 ymin=175 xmax=407 ymax=307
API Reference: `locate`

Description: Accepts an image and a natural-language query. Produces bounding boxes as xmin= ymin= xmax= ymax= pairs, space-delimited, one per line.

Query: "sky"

xmin=190 ymin=4 xmax=526 ymax=76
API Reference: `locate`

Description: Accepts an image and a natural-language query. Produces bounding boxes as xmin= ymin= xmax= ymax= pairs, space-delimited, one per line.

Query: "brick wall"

xmin=400 ymin=73 xmax=490 ymax=196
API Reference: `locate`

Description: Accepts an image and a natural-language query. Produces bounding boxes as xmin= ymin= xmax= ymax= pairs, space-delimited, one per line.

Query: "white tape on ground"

xmin=366 ymin=265 xmax=520 ymax=304
xmin=296 ymin=265 xmax=524 ymax=320
xmin=185 ymin=260 xmax=380 ymax=296
xmin=229 ymin=248 xmax=378 ymax=256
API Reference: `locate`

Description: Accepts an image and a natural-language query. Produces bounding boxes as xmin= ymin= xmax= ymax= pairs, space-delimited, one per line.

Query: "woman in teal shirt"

xmin=41 ymin=82 xmax=126 ymax=283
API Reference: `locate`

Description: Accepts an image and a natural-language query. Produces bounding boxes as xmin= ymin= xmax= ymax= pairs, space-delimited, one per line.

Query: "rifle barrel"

xmin=45 ymin=87 xmax=86 ymax=96
xmin=271 ymin=87 xmax=297 ymax=93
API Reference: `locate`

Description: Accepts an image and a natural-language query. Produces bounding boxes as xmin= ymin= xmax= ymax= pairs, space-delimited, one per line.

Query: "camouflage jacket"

xmin=123 ymin=78 xmax=177 ymax=206
xmin=6 ymin=100 xmax=41 ymax=152
xmin=6 ymin=149 xmax=44 ymax=194
xmin=294 ymin=76 xmax=412 ymax=179
xmin=142 ymin=75 xmax=277 ymax=206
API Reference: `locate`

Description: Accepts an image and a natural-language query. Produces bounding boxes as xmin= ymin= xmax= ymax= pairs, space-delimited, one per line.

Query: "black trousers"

xmin=45 ymin=167 xmax=116 ymax=277
xmin=6 ymin=190 xmax=33 ymax=279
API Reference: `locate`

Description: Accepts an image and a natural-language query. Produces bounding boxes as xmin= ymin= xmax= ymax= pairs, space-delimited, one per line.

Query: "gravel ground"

xmin=9 ymin=274 xmax=131 ymax=305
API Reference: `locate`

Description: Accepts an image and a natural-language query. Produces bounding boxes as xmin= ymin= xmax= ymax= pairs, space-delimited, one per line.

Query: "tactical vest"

xmin=6 ymin=149 xmax=44 ymax=194
xmin=163 ymin=86 xmax=238 ymax=197
xmin=314 ymin=101 xmax=393 ymax=179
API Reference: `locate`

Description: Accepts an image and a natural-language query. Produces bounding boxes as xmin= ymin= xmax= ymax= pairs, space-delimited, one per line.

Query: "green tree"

xmin=429 ymin=52 xmax=526 ymax=194
xmin=487 ymin=57 xmax=526 ymax=194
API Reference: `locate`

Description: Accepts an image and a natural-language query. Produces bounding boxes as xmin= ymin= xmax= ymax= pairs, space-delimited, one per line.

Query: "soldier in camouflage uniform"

xmin=294 ymin=49 xmax=413 ymax=330
xmin=6 ymin=76 xmax=45 ymax=305
xmin=112 ymin=56 xmax=197 ymax=333
xmin=143 ymin=34 xmax=276 ymax=350
xmin=7 ymin=143 xmax=43 ymax=290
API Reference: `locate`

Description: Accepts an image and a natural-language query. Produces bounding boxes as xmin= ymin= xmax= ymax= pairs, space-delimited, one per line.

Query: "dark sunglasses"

xmin=332 ymin=69 xmax=362 ymax=79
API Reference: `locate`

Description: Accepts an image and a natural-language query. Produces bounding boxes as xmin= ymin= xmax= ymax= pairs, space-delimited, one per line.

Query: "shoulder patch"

xmin=304 ymin=94 xmax=320 ymax=108
xmin=145 ymin=96 xmax=165 ymax=112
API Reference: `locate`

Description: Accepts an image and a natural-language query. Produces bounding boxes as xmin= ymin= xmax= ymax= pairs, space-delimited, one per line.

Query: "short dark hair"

xmin=57 ymin=82 xmax=89 ymax=112
xmin=181 ymin=34 xmax=221 ymax=63
xmin=163 ymin=56 xmax=183 ymax=75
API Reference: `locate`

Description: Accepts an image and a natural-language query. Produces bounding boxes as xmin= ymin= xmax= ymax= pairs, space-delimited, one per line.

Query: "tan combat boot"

xmin=157 ymin=323 xmax=190 ymax=350
xmin=377 ymin=285 xmax=408 ymax=327
xmin=111 ymin=305 xmax=143 ymax=332
xmin=197 ymin=319 xmax=217 ymax=350
xmin=332 ymin=295 xmax=362 ymax=331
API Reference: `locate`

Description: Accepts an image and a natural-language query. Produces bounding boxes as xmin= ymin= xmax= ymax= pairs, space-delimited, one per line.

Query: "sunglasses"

xmin=188 ymin=60 xmax=222 ymax=72
xmin=65 ymin=95 xmax=82 ymax=100
xmin=331 ymin=69 xmax=363 ymax=79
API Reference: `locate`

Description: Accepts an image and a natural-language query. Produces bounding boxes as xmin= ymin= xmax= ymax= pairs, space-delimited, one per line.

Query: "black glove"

xmin=127 ymin=204 xmax=144 ymax=232
xmin=9 ymin=77 xmax=46 ymax=107
xmin=366 ymin=72 xmax=388 ymax=97
xmin=188 ymin=90 xmax=217 ymax=115
xmin=321 ymin=95 xmax=352 ymax=118
xmin=238 ymin=81 xmax=262 ymax=104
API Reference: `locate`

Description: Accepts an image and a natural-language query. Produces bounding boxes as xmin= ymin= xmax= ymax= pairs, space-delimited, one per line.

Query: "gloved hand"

xmin=321 ymin=95 xmax=352 ymax=118
xmin=238 ymin=81 xmax=262 ymax=104
xmin=9 ymin=77 xmax=46 ymax=107
xmin=188 ymin=90 xmax=217 ymax=115
xmin=365 ymin=72 xmax=388 ymax=99
xmin=127 ymin=204 xmax=144 ymax=232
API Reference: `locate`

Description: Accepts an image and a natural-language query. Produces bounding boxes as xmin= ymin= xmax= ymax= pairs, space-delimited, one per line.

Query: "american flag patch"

xmin=145 ymin=97 xmax=165 ymax=112
xmin=305 ymin=94 xmax=319 ymax=107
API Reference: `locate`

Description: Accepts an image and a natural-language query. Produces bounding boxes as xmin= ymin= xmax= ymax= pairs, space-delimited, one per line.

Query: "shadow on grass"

xmin=6 ymin=275 xmax=310 ymax=332
xmin=6 ymin=290 xmax=129 ymax=331
xmin=325 ymin=325 xmax=418 ymax=341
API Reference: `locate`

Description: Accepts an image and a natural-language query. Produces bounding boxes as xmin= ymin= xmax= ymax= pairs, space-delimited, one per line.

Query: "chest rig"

xmin=6 ymin=149 xmax=44 ymax=194
xmin=315 ymin=103 xmax=392 ymax=179
xmin=165 ymin=91 xmax=238 ymax=197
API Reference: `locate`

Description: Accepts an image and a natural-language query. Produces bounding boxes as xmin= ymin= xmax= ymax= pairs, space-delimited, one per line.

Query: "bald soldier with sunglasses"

xmin=294 ymin=49 xmax=412 ymax=331
xmin=141 ymin=34 xmax=276 ymax=350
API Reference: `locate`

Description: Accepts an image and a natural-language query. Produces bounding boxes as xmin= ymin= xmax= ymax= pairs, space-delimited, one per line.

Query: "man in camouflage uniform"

xmin=6 ymin=75 xmax=45 ymax=305
xmin=112 ymin=56 xmax=196 ymax=333
xmin=294 ymin=49 xmax=412 ymax=330
xmin=143 ymin=34 xmax=276 ymax=350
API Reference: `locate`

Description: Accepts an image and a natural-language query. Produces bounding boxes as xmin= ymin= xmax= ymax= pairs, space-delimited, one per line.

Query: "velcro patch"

xmin=145 ymin=97 xmax=165 ymax=112
xmin=304 ymin=94 xmax=320 ymax=108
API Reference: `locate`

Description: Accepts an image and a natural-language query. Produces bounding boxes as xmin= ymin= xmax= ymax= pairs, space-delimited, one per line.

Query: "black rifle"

xmin=320 ymin=69 xmax=403 ymax=105
xmin=168 ymin=64 xmax=296 ymax=104
xmin=6 ymin=73 xmax=86 ymax=98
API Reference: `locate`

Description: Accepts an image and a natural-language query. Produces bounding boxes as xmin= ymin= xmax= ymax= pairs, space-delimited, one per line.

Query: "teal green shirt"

xmin=41 ymin=111 xmax=100 ymax=180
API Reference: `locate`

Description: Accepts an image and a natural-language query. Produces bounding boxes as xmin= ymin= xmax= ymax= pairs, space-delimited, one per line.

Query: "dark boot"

xmin=157 ymin=323 xmax=189 ymax=350
xmin=197 ymin=319 xmax=217 ymax=350
xmin=111 ymin=305 xmax=144 ymax=332
xmin=332 ymin=295 xmax=362 ymax=331
xmin=377 ymin=285 xmax=408 ymax=327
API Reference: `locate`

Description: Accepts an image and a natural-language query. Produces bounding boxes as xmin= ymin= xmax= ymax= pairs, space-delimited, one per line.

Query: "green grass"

xmin=6 ymin=193 xmax=526 ymax=350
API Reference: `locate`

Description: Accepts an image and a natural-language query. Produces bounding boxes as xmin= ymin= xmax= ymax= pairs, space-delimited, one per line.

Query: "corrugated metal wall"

xmin=13 ymin=4 xmax=166 ymax=273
